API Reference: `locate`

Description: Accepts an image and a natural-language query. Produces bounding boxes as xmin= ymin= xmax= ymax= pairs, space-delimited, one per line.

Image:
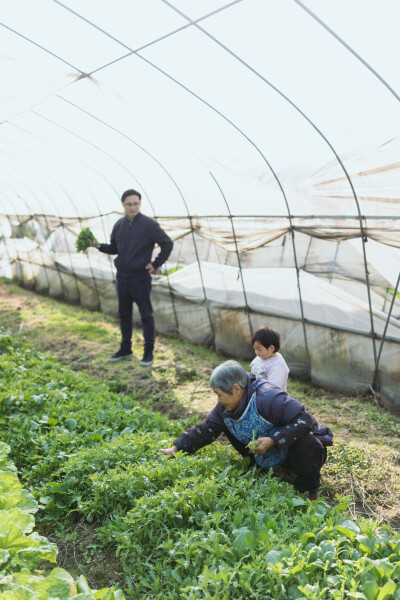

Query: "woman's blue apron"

xmin=223 ymin=392 xmax=288 ymax=468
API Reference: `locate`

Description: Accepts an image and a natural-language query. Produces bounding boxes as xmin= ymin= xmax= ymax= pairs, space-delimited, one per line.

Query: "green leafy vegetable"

xmin=75 ymin=228 xmax=97 ymax=254
xmin=247 ymin=429 xmax=260 ymax=452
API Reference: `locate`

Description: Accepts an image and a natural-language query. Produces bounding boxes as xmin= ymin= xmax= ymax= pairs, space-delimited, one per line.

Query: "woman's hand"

xmin=91 ymin=241 xmax=100 ymax=249
xmin=157 ymin=445 xmax=178 ymax=459
xmin=252 ymin=437 xmax=275 ymax=455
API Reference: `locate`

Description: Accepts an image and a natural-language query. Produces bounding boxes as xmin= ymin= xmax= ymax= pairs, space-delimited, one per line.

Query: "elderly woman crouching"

xmin=158 ymin=360 xmax=333 ymax=500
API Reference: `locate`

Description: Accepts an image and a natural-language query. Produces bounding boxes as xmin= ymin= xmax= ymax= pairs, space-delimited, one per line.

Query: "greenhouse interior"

xmin=1 ymin=0 xmax=400 ymax=409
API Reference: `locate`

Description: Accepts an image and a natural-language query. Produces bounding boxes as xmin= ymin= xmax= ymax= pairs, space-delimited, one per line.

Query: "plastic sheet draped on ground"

xmin=7 ymin=246 xmax=400 ymax=410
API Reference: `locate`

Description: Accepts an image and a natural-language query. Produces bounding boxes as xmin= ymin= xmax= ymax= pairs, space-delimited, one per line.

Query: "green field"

xmin=0 ymin=279 xmax=399 ymax=599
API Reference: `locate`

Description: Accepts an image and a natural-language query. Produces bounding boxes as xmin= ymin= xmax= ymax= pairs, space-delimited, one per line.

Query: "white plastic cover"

xmin=1 ymin=0 xmax=400 ymax=405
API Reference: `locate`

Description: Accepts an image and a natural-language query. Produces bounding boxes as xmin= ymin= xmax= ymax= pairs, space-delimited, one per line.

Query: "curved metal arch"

xmin=57 ymin=96 xmax=214 ymax=340
xmin=2 ymin=126 xmax=114 ymax=306
xmin=210 ymin=171 xmax=253 ymax=338
xmin=294 ymin=0 xmax=400 ymax=103
xmin=0 ymin=217 xmax=16 ymax=281
xmin=46 ymin=0 xmax=292 ymax=220
xmin=134 ymin=53 xmax=311 ymax=374
xmin=372 ymin=273 xmax=400 ymax=392
xmin=26 ymin=108 xmax=156 ymax=292
xmin=4 ymin=115 xmax=181 ymax=332
xmin=33 ymin=0 xmax=307 ymax=356
xmin=8 ymin=117 xmax=122 ymax=265
xmin=57 ymin=6 xmax=310 ymax=360
xmin=51 ymin=0 xmax=244 ymax=78
xmin=0 ymin=186 xmax=38 ymax=288
xmin=46 ymin=1 xmax=290 ymax=210
xmin=4 ymin=125 xmax=114 ymax=231
xmin=162 ymin=0 xmax=378 ymax=366
xmin=6 ymin=105 xmax=181 ymax=330
xmin=0 ymin=170 xmax=54 ymax=293
xmin=294 ymin=0 xmax=400 ymax=386
xmin=5 ymin=0 xmax=386 ymax=367
xmin=0 ymin=149 xmax=84 ymax=303
xmin=29 ymin=109 xmax=156 ymax=216
xmin=0 ymin=138 xmax=92 ymax=222
xmin=29 ymin=107 xmax=180 ymax=331
xmin=0 ymin=22 xmax=84 ymax=74
xmin=8 ymin=121 xmax=121 ymax=201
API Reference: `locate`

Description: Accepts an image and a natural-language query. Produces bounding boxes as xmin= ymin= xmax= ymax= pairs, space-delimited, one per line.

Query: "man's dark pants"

xmin=226 ymin=431 xmax=326 ymax=493
xmin=116 ymin=273 xmax=155 ymax=353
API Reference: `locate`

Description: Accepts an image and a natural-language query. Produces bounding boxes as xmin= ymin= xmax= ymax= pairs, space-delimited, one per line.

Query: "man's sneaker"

xmin=108 ymin=349 xmax=133 ymax=363
xmin=140 ymin=350 xmax=154 ymax=367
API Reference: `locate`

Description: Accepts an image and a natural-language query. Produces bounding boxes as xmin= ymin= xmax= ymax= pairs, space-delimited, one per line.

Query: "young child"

xmin=250 ymin=327 xmax=289 ymax=391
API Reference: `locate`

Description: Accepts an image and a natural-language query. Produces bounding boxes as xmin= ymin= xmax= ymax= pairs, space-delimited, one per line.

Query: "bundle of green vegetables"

xmin=75 ymin=227 xmax=98 ymax=253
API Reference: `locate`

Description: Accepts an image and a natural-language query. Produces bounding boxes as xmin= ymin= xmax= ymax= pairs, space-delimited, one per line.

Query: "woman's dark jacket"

xmin=174 ymin=374 xmax=333 ymax=454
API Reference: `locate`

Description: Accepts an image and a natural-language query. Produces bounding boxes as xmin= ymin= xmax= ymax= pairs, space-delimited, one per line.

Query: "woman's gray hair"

xmin=209 ymin=360 xmax=248 ymax=394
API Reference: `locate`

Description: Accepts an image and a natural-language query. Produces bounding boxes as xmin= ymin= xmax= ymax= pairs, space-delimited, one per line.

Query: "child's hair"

xmin=251 ymin=327 xmax=280 ymax=352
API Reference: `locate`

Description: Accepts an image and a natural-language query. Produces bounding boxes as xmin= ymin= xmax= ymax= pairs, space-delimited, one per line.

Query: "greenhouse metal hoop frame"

xmin=1 ymin=0 xmax=399 ymax=395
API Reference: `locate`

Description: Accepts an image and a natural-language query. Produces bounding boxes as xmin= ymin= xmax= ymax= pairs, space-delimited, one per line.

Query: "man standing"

xmin=93 ymin=189 xmax=173 ymax=365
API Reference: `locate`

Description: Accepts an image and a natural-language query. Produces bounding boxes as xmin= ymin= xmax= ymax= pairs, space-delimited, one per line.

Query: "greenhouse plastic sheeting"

xmin=1 ymin=0 xmax=400 ymax=407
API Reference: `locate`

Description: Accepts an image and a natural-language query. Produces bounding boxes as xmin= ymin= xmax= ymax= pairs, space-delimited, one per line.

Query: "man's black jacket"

xmin=99 ymin=213 xmax=173 ymax=275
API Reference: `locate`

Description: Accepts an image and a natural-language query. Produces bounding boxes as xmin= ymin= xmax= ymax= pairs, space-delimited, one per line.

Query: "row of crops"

xmin=0 ymin=440 xmax=123 ymax=599
xmin=1 ymin=332 xmax=400 ymax=599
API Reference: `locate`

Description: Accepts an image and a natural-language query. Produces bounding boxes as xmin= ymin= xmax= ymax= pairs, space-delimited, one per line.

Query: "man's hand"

xmin=156 ymin=445 xmax=178 ymax=459
xmin=145 ymin=263 xmax=160 ymax=275
xmin=91 ymin=241 xmax=100 ymax=249
xmin=252 ymin=437 xmax=275 ymax=455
